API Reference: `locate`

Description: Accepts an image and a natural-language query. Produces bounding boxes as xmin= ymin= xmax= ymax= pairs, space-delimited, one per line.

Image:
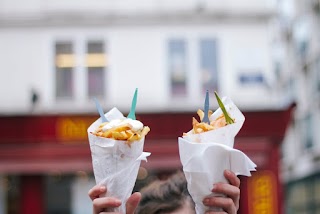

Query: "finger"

xmin=205 ymin=212 xmax=227 ymax=214
xmin=211 ymin=183 xmax=240 ymax=199
xmin=203 ymin=197 xmax=236 ymax=214
xmin=92 ymin=197 xmax=121 ymax=214
xmin=99 ymin=213 xmax=121 ymax=214
xmin=211 ymin=183 xmax=240 ymax=211
xmin=99 ymin=212 xmax=121 ymax=214
xmin=224 ymin=170 xmax=240 ymax=188
xmin=223 ymin=170 xmax=240 ymax=210
xmin=126 ymin=192 xmax=141 ymax=214
xmin=88 ymin=185 xmax=106 ymax=200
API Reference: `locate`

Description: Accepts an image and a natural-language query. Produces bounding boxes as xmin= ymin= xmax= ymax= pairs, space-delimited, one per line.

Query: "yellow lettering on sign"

xmin=248 ymin=171 xmax=277 ymax=214
xmin=56 ymin=118 xmax=94 ymax=142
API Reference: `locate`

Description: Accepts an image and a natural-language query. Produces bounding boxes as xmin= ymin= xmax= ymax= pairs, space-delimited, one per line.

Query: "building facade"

xmin=0 ymin=0 xmax=293 ymax=214
xmin=277 ymin=0 xmax=320 ymax=213
xmin=0 ymin=0 xmax=281 ymax=113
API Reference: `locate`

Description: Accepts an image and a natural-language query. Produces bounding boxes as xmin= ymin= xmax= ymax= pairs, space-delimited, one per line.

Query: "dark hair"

xmin=136 ymin=171 xmax=195 ymax=214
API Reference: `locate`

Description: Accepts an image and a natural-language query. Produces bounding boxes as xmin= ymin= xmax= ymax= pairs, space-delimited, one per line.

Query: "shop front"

xmin=0 ymin=105 xmax=294 ymax=214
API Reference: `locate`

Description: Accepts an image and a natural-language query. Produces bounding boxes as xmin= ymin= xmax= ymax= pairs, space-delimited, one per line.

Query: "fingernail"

xmin=100 ymin=186 xmax=106 ymax=192
xmin=212 ymin=184 xmax=217 ymax=191
xmin=203 ymin=198 xmax=209 ymax=205
xmin=115 ymin=199 xmax=122 ymax=205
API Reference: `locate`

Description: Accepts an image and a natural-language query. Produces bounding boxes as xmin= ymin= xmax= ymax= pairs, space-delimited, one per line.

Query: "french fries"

xmin=183 ymin=109 xmax=230 ymax=136
xmin=91 ymin=121 xmax=150 ymax=144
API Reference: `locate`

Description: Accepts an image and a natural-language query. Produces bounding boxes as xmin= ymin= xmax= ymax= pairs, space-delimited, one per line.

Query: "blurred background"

xmin=0 ymin=0 xmax=319 ymax=213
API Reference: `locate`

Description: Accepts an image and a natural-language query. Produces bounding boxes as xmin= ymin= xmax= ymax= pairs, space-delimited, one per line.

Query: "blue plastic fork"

xmin=202 ymin=90 xmax=210 ymax=124
xmin=93 ymin=97 xmax=108 ymax=122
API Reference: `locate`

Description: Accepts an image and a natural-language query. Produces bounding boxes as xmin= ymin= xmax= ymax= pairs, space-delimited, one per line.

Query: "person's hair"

xmin=136 ymin=170 xmax=195 ymax=214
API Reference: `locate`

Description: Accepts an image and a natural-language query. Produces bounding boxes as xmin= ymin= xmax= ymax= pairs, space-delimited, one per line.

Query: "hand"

xmin=202 ymin=170 xmax=240 ymax=214
xmin=88 ymin=184 xmax=141 ymax=214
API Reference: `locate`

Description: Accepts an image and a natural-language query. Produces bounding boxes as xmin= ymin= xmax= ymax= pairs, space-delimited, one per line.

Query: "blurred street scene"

xmin=0 ymin=0 xmax=319 ymax=213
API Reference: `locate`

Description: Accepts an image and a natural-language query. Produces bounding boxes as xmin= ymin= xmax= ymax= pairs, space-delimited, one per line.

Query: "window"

xmin=167 ymin=38 xmax=220 ymax=98
xmin=5 ymin=175 xmax=20 ymax=214
xmin=286 ymin=175 xmax=320 ymax=214
xmin=168 ymin=39 xmax=187 ymax=96
xmin=71 ymin=174 xmax=95 ymax=214
xmin=239 ymin=72 xmax=265 ymax=85
xmin=54 ymin=40 xmax=108 ymax=102
xmin=86 ymin=41 xmax=106 ymax=99
xmin=286 ymin=181 xmax=308 ymax=213
xmin=305 ymin=114 xmax=313 ymax=149
xmin=315 ymin=178 xmax=320 ymax=212
xmin=199 ymin=39 xmax=218 ymax=93
xmin=317 ymin=59 xmax=320 ymax=92
xmin=55 ymin=42 xmax=74 ymax=99
xmin=298 ymin=114 xmax=313 ymax=150
xmin=297 ymin=40 xmax=308 ymax=59
xmin=46 ymin=174 xmax=72 ymax=214
xmin=294 ymin=18 xmax=310 ymax=60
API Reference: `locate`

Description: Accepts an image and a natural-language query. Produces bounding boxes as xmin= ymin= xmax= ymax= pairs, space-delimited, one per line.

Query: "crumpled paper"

xmin=88 ymin=107 xmax=150 ymax=213
xmin=178 ymin=97 xmax=256 ymax=213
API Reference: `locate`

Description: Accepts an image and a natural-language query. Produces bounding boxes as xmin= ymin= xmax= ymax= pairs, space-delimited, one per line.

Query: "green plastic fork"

xmin=214 ymin=91 xmax=234 ymax=124
xmin=127 ymin=88 xmax=138 ymax=120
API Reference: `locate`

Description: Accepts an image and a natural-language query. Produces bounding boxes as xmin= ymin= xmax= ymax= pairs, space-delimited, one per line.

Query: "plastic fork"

xmin=202 ymin=90 xmax=210 ymax=124
xmin=93 ymin=97 xmax=108 ymax=122
xmin=214 ymin=91 xmax=234 ymax=124
xmin=127 ymin=88 xmax=138 ymax=120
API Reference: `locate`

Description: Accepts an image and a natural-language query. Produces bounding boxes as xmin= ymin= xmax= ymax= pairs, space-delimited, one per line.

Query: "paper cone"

xmin=178 ymin=97 xmax=256 ymax=213
xmin=88 ymin=107 xmax=150 ymax=213
xmin=179 ymin=138 xmax=256 ymax=213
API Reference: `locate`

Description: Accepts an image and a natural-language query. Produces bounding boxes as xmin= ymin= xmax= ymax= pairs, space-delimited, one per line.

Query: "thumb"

xmin=126 ymin=192 xmax=141 ymax=214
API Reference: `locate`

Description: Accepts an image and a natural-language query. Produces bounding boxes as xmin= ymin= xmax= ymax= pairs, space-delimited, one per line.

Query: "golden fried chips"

xmin=91 ymin=121 xmax=150 ymax=144
xmin=184 ymin=109 xmax=229 ymax=136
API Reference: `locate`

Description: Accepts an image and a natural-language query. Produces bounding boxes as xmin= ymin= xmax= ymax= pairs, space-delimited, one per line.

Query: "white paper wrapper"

xmin=88 ymin=107 xmax=150 ymax=213
xmin=178 ymin=97 xmax=256 ymax=213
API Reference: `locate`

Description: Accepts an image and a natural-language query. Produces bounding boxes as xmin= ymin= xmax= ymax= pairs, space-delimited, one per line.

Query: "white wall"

xmin=0 ymin=22 xmax=278 ymax=113
xmin=0 ymin=0 xmax=276 ymax=17
xmin=0 ymin=23 xmax=274 ymax=112
xmin=0 ymin=28 xmax=49 ymax=112
xmin=0 ymin=0 xmax=281 ymax=114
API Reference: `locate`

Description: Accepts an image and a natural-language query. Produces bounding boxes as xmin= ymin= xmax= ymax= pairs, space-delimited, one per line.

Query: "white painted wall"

xmin=0 ymin=22 xmax=277 ymax=113
xmin=0 ymin=28 xmax=48 ymax=112
xmin=0 ymin=0 xmax=276 ymax=17
xmin=0 ymin=0 xmax=283 ymax=114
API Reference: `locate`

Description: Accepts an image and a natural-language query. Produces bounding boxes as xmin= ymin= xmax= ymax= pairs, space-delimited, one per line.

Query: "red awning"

xmin=0 ymin=104 xmax=294 ymax=174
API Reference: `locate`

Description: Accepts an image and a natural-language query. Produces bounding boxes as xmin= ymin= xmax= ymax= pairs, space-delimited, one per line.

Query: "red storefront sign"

xmin=248 ymin=170 xmax=278 ymax=214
